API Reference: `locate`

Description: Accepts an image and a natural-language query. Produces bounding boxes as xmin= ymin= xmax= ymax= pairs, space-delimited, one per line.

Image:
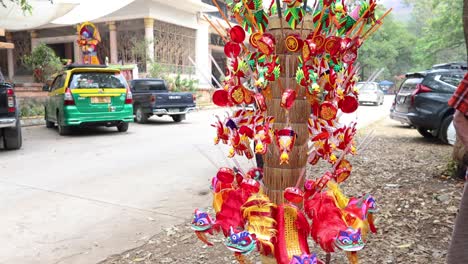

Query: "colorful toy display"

xmin=192 ymin=0 xmax=390 ymax=263
xmin=77 ymin=22 xmax=101 ymax=65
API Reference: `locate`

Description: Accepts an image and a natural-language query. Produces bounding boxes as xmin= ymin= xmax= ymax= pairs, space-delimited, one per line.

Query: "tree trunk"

xmin=464 ymin=0 xmax=468 ymax=60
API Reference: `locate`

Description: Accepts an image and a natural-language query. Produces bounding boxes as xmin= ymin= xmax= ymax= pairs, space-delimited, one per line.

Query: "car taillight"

xmin=64 ymin=88 xmax=75 ymax=106
xmin=410 ymin=84 xmax=432 ymax=105
xmin=192 ymin=93 xmax=196 ymax=103
xmin=125 ymin=88 xmax=133 ymax=104
xmin=7 ymin=88 xmax=15 ymax=113
xmin=151 ymin=95 xmax=156 ymax=103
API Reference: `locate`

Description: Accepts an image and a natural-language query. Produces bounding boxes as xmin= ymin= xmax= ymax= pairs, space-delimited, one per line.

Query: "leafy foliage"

xmin=358 ymin=11 xmax=415 ymax=80
xmin=358 ymin=0 xmax=466 ymax=82
xmin=0 ymin=0 xmax=53 ymax=13
xmin=23 ymin=43 xmax=62 ymax=83
xmin=403 ymin=0 xmax=466 ymax=69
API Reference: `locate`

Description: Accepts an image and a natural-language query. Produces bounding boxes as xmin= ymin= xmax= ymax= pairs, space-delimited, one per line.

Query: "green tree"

xmin=404 ymin=0 xmax=466 ymax=69
xmin=0 ymin=0 xmax=52 ymax=13
xmin=358 ymin=12 xmax=415 ymax=81
xmin=23 ymin=43 xmax=62 ymax=83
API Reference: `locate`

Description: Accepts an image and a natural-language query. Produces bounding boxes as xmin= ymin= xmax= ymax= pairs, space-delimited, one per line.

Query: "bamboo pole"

xmin=263 ymin=17 xmax=312 ymax=205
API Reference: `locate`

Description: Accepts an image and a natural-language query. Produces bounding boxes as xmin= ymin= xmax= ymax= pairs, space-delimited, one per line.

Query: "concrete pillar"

xmin=108 ymin=21 xmax=118 ymax=64
xmin=30 ymin=30 xmax=38 ymax=50
xmin=144 ymin=17 xmax=154 ymax=70
xmin=5 ymin=32 xmax=14 ymax=81
xmin=73 ymin=40 xmax=82 ymax=64
xmin=195 ymin=22 xmax=212 ymax=89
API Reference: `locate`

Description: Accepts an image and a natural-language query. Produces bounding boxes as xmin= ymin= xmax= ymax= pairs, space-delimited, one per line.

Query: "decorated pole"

xmin=192 ymin=1 xmax=390 ymax=263
xmin=263 ymin=16 xmax=311 ymax=205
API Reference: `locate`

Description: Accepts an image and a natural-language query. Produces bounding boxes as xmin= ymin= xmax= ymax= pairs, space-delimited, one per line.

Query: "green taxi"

xmin=43 ymin=65 xmax=133 ymax=135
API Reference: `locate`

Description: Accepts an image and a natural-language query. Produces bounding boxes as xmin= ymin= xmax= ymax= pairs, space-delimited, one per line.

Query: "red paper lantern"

xmin=336 ymin=159 xmax=352 ymax=183
xmin=339 ymin=95 xmax=359 ymax=114
xmin=319 ymin=102 xmax=338 ymax=121
xmin=285 ymin=34 xmax=303 ymax=52
xmin=254 ymin=93 xmax=267 ymax=112
xmin=302 ymin=39 xmax=317 ymax=61
xmin=284 ymin=187 xmax=304 ymax=204
xmin=217 ymin=167 xmax=235 ymax=184
xmin=229 ymin=85 xmax=245 ymax=105
xmin=280 ymin=89 xmax=297 ymax=110
xmin=229 ymin=25 xmax=246 ymax=44
xmin=257 ymin=33 xmax=276 ymax=55
xmin=249 ymin=32 xmax=262 ymax=48
xmin=241 ymin=178 xmax=260 ymax=193
xmin=224 ymin=41 xmax=241 ymax=58
xmin=212 ymin=89 xmax=230 ymax=107
xmin=325 ymin=36 xmax=341 ymax=56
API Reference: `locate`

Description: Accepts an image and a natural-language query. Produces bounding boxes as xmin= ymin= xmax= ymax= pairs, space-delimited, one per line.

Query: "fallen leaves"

xmin=100 ymin=119 xmax=463 ymax=264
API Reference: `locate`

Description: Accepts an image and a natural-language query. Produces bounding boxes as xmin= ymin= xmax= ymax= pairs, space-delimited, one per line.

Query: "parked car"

xmin=390 ymin=68 xmax=465 ymax=144
xmin=130 ymin=78 xmax=196 ymax=123
xmin=0 ymin=82 xmax=22 ymax=150
xmin=43 ymin=65 xmax=134 ymax=135
xmin=357 ymin=82 xmax=385 ymax=105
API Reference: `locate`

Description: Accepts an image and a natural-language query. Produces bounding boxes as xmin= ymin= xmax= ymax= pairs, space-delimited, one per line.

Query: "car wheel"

xmin=3 ymin=120 xmax=22 ymax=150
xmin=57 ymin=112 xmax=71 ymax=136
xmin=117 ymin=122 xmax=129 ymax=132
xmin=135 ymin=107 xmax=148 ymax=124
xmin=172 ymin=114 xmax=184 ymax=123
xmin=416 ymin=127 xmax=434 ymax=138
xmin=439 ymin=115 xmax=454 ymax=145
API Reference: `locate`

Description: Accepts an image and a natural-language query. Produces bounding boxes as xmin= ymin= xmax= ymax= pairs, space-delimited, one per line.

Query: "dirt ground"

xmin=100 ymin=117 xmax=463 ymax=264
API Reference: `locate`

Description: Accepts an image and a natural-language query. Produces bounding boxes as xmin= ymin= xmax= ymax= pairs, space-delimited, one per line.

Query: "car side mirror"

xmin=42 ymin=85 xmax=50 ymax=92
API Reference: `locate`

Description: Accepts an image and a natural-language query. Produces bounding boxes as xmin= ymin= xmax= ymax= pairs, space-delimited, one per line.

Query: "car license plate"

xmin=91 ymin=97 xmax=111 ymax=104
xmin=169 ymin=96 xmax=181 ymax=100
xmin=168 ymin=108 xmax=180 ymax=113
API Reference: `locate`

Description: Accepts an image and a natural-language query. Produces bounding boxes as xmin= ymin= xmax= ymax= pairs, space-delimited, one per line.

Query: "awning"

xmin=52 ymin=0 xmax=136 ymax=25
xmin=151 ymin=0 xmax=217 ymax=13
xmin=0 ymin=0 xmax=76 ymax=30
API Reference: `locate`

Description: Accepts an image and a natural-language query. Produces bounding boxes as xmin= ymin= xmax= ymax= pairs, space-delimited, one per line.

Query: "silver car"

xmin=357 ymin=82 xmax=385 ymax=106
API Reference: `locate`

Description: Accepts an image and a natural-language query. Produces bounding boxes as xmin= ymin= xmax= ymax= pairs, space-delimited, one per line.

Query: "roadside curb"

xmin=18 ymin=105 xmax=220 ymax=128
xmin=196 ymin=104 xmax=219 ymax=111
xmin=21 ymin=117 xmax=45 ymax=127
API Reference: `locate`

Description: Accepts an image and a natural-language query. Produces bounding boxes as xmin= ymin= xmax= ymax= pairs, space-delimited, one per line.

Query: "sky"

xmin=379 ymin=0 xmax=412 ymax=20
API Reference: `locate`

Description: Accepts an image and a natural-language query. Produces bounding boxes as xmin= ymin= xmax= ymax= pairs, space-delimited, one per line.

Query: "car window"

xmin=356 ymin=83 xmax=377 ymax=91
xmin=399 ymin=78 xmax=423 ymax=94
xmin=132 ymin=80 xmax=167 ymax=91
xmin=69 ymin=72 xmax=127 ymax=89
xmin=51 ymin=75 xmax=65 ymax=91
xmin=439 ymin=73 xmax=464 ymax=87
xmin=422 ymin=73 xmax=463 ymax=93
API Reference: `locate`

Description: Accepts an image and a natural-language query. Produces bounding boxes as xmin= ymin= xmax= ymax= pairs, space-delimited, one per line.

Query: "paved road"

xmin=0 ymin=95 xmax=394 ymax=264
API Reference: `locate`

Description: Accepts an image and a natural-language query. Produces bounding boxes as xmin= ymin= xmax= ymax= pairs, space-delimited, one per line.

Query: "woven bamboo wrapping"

xmin=263 ymin=17 xmax=312 ymax=205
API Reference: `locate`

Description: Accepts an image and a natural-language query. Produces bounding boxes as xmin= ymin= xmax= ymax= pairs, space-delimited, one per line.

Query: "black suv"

xmin=0 ymin=82 xmax=22 ymax=150
xmin=390 ymin=66 xmax=465 ymax=144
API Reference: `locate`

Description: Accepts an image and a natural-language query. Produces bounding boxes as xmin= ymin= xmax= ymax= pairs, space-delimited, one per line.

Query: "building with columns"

xmin=0 ymin=0 xmax=230 ymax=89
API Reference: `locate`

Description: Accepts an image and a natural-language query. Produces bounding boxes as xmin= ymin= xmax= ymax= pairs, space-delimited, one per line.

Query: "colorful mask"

xmin=191 ymin=209 xmax=215 ymax=232
xmin=290 ymin=253 xmax=318 ymax=264
xmin=224 ymin=227 xmax=256 ymax=254
xmin=191 ymin=209 xmax=216 ymax=246
xmin=335 ymin=227 xmax=365 ymax=252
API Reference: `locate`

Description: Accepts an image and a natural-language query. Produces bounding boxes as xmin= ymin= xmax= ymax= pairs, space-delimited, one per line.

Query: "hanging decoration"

xmin=193 ymin=0 xmax=391 ymax=263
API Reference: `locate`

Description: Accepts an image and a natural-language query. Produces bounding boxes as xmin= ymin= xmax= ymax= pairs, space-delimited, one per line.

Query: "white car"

xmin=357 ymin=82 xmax=385 ymax=106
